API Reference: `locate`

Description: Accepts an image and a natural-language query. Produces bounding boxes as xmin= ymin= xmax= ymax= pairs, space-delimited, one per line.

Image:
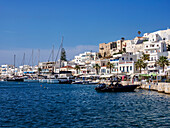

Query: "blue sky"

xmin=0 ymin=0 xmax=170 ymax=65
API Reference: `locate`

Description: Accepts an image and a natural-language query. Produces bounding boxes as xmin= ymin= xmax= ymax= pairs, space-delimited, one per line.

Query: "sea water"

xmin=0 ymin=82 xmax=169 ymax=127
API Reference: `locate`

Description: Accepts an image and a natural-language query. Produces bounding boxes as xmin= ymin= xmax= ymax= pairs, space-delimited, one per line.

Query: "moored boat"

xmin=47 ymin=79 xmax=60 ymax=84
xmin=24 ymin=79 xmax=39 ymax=83
xmin=7 ymin=77 xmax=24 ymax=82
xmin=95 ymin=82 xmax=139 ymax=92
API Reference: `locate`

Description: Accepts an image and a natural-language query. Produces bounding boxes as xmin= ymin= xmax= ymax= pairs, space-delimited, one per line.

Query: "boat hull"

xmin=95 ymin=85 xmax=139 ymax=92
xmin=7 ymin=78 xmax=24 ymax=82
xmin=24 ymin=79 xmax=39 ymax=82
xmin=47 ymin=79 xmax=59 ymax=84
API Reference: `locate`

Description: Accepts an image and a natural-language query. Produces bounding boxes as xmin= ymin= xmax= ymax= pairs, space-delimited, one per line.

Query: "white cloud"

xmin=0 ymin=45 xmax=99 ymax=66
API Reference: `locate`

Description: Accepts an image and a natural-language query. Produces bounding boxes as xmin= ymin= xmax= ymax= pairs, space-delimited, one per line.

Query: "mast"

xmin=22 ymin=53 xmax=25 ymax=74
xmin=60 ymin=36 xmax=64 ymax=68
xmin=32 ymin=49 xmax=34 ymax=68
xmin=14 ymin=54 xmax=16 ymax=76
xmin=38 ymin=49 xmax=40 ymax=64
xmin=14 ymin=54 xmax=16 ymax=68
xmin=52 ymin=45 xmax=54 ymax=62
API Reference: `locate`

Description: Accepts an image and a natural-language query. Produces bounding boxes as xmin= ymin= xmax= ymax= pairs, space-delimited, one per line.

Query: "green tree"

xmin=141 ymin=53 xmax=150 ymax=61
xmin=156 ymin=56 xmax=169 ymax=72
xmin=138 ymin=31 xmax=141 ymax=36
xmin=75 ymin=65 xmax=80 ymax=74
xmin=38 ymin=68 xmax=42 ymax=75
xmin=93 ymin=64 xmax=101 ymax=75
xmin=135 ymin=59 xmax=147 ymax=73
xmin=60 ymin=48 xmax=67 ymax=61
xmin=107 ymin=62 xmax=115 ymax=74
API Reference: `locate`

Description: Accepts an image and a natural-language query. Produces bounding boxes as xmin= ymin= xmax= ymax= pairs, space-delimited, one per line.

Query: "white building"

xmin=0 ymin=64 xmax=15 ymax=77
xmin=143 ymin=28 xmax=170 ymax=42
xmin=118 ymin=52 xmax=138 ymax=74
xmin=74 ymin=51 xmax=97 ymax=65
xmin=143 ymin=31 xmax=169 ymax=75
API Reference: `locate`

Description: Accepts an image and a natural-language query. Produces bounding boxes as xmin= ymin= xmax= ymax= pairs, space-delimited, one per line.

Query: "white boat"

xmin=39 ymin=79 xmax=48 ymax=83
xmin=24 ymin=79 xmax=39 ymax=82
xmin=47 ymin=79 xmax=59 ymax=84
xmin=88 ymin=81 xmax=99 ymax=84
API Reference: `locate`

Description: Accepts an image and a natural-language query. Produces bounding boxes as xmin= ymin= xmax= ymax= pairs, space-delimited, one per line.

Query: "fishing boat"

xmin=95 ymin=82 xmax=139 ymax=92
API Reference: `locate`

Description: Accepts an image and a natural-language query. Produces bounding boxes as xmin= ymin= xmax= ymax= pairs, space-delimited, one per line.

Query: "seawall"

xmin=141 ymin=82 xmax=170 ymax=94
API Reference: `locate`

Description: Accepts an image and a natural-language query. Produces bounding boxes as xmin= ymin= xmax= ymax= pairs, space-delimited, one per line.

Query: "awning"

xmin=100 ymin=74 xmax=114 ymax=78
xmin=140 ymin=73 xmax=157 ymax=77
xmin=140 ymin=74 xmax=149 ymax=77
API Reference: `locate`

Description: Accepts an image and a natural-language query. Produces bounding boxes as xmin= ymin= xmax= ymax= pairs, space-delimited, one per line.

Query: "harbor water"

xmin=0 ymin=82 xmax=170 ymax=127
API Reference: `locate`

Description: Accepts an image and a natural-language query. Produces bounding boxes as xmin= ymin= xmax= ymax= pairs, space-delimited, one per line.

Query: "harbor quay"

xmin=141 ymin=82 xmax=170 ymax=94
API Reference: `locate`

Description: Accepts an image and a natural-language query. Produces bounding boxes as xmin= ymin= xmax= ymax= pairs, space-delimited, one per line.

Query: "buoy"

xmin=41 ymin=85 xmax=42 ymax=87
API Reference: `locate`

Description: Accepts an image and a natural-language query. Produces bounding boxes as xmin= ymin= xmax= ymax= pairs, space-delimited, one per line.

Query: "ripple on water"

xmin=0 ymin=82 xmax=170 ymax=127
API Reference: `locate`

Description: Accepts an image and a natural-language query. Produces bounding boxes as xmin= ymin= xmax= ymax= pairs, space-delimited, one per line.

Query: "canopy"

xmin=100 ymin=74 xmax=114 ymax=78
xmin=140 ymin=73 xmax=157 ymax=77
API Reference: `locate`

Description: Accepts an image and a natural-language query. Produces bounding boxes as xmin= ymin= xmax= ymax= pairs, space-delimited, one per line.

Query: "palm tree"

xmin=141 ymin=53 xmax=150 ymax=61
xmin=138 ymin=31 xmax=141 ymax=36
xmin=107 ymin=62 xmax=115 ymax=74
xmin=93 ymin=64 xmax=100 ymax=75
xmin=75 ymin=65 xmax=80 ymax=74
xmin=135 ymin=59 xmax=147 ymax=73
xmin=156 ymin=56 xmax=169 ymax=72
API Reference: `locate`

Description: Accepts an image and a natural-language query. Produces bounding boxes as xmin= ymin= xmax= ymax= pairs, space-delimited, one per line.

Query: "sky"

xmin=0 ymin=0 xmax=170 ymax=66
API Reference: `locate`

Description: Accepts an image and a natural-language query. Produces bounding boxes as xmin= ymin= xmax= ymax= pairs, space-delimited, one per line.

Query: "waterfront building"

xmin=0 ymin=64 xmax=15 ymax=77
xmin=143 ymin=38 xmax=168 ymax=75
xmin=110 ymin=57 xmax=119 ymax=74
xmin=118 ymin=52 xmax=138 ymax=74
xmin=100 ymin=66 xmax=110 ymax=75
xmin=60 ymin=66 xmax=75 ymax=74
xmin=38 ymin=61 xmax=56 ymax=76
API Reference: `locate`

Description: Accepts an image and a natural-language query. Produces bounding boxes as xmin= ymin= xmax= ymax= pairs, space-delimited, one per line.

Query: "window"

xmin=101 ymin=69 xmax=106 ymax=73
xmin=123 ymin=67 xmax=125 ymax=72
xmin=127 ymin=66 xmax=129 ymax=72
xmin=120 ymin=67 xmax=121 ymax=71
xmin=122 ymin=57 xmax=124 ymax=60
xmin=130 ymin=58 xmax=133 ymax=61
xmin=146 ymin=45 xmax=148 ymax=48
xmin=130 ymin=66 xmax=132 ymax=70
xmin=157 ymin=44 xmax=159 ymax=47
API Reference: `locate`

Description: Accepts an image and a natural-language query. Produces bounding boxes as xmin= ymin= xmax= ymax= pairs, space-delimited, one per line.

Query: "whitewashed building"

xmin=118 ymin=52 xmax=138 ymax=74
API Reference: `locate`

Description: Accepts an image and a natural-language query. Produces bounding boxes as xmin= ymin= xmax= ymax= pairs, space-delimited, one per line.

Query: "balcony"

xmin=147 ymin=66 xmax=158 ymax=70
